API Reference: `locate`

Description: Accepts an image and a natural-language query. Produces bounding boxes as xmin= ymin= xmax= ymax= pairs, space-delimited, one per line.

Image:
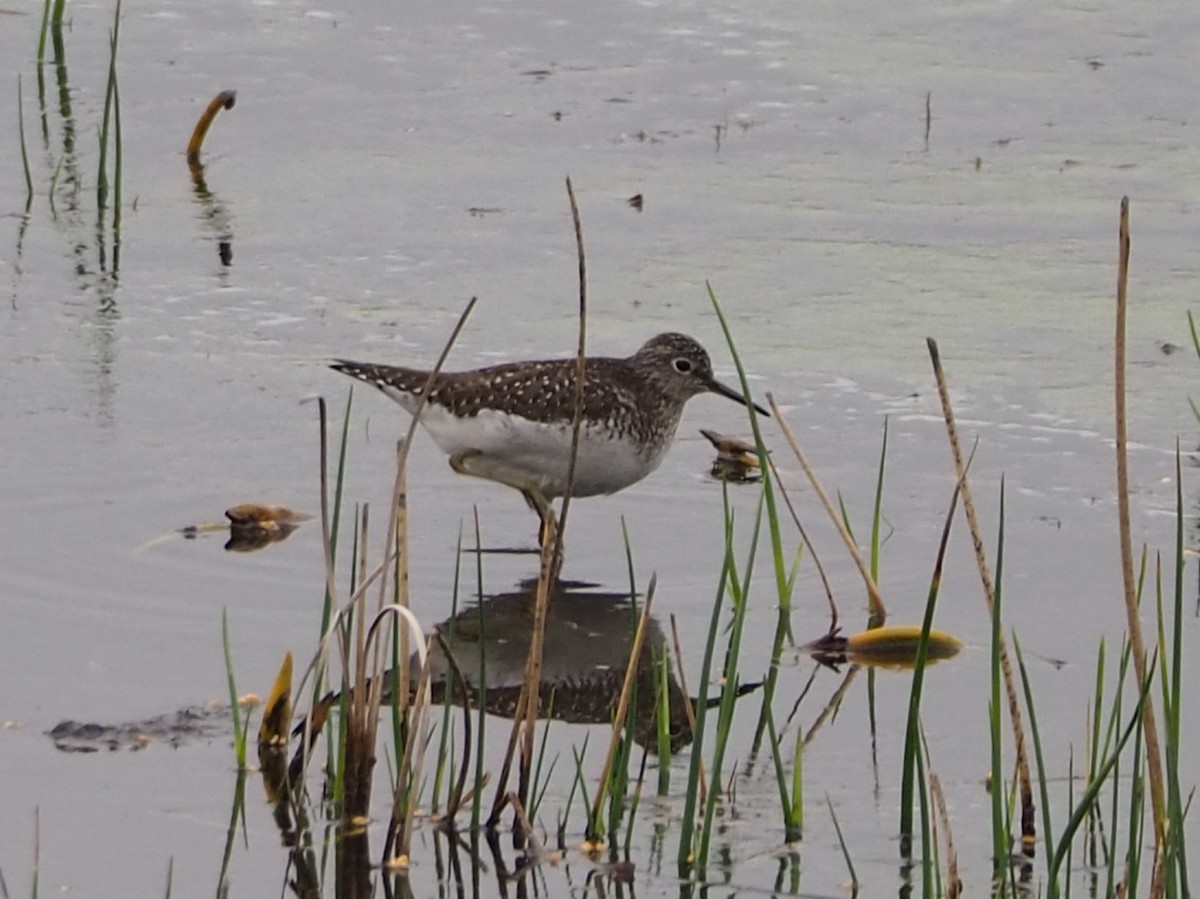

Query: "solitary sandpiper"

xmin=331 ymin=332 xmax=767 ymax=539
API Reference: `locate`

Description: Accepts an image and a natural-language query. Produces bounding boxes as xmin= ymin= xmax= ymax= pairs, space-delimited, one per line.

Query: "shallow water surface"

xmin=1 ymin=0 xmax=1198 ymax=895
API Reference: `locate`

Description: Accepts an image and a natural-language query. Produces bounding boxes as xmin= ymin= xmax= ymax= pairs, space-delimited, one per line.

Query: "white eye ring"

xmin=673 ymin=357 xmax=693 ymax=374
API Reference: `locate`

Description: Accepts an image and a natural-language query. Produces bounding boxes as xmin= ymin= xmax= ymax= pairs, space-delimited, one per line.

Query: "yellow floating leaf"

xmin=844 ymin=625 xmax=963 ymax=668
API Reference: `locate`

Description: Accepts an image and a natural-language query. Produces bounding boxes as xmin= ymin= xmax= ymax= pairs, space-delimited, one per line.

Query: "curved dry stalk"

xmin=371 ymin=605 xmax=433 ymax=866
xmin=185 ymin=89 xmax=236 ymax=164
xmin=766 ymin=393 xmax=887 ymax=624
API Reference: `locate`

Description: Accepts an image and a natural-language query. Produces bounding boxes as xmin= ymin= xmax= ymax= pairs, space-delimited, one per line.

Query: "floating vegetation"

xmin=699 ymin=427 xmax=761 ymax=482
xmin=806 ymin=625 xmax=964 ymax=670
xmin=134 ymin=503 xmax=312 ymax=553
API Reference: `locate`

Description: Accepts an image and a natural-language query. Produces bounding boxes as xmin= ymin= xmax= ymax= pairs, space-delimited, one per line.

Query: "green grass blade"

xmin=36 ymin=0 xmax=51 ymax=62
xmin=1047 ymin=664 xmax=1156 ymax=895
xmin=676 ymin=529 xmax=733 ymax=875
xmin=827 ymin=794 xmax=858 ymax=896
xmin=990 ymin=481 xmax=1007 ymax=878
xmin=221 ymin=607 xmax=246 ymax=769
xmin=17 ymin=76 xmax=33 ymax=210
xmin=900 ymin=464 xmax=966 ymax=856
xmin=1013 ymin=632 xmax=1055 ymax=878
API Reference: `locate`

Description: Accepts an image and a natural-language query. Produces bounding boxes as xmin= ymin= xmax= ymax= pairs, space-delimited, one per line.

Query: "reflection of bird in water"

xmin=425 ymin=579 xmax=696 ymax=753
xmin=331 ymin=333 xmax=767 ymax=544
xmin=321 ymin=579 xmax=752 ymax=754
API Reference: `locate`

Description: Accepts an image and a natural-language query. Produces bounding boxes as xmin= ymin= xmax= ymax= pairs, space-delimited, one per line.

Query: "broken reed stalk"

xmin=1112 ymin=197 xmax=1167 ymax=844
xmin=589 ymin=573 xmax=658 ymax=839
xmin=186 ymin=89 xmax=237 ymax=165
xmin=925 ymin=337 xmax=1035 ymax=854
xmin=765 ymin=393 xmax=887 ymax=624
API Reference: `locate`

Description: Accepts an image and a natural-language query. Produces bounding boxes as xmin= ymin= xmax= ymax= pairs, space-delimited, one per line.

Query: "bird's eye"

xmin=673 ymin=357 xmax=693 ymax=374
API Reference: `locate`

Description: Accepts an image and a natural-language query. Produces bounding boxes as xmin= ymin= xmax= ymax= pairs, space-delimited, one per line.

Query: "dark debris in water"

xmin=48 ymin=703 xmax=235 ymax=753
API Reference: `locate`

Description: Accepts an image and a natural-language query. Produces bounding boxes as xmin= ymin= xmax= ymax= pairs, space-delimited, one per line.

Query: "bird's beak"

xmin=707 ymin=378 xmax=770 ymax=417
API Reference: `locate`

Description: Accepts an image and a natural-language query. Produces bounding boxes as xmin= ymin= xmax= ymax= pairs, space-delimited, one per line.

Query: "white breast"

xmin=411 ymin=405 xmax=668 ymax=499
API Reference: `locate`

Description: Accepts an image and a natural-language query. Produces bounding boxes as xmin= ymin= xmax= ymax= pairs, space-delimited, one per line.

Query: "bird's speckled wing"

xmin=330 ymin=356 xmax=648 ymax=431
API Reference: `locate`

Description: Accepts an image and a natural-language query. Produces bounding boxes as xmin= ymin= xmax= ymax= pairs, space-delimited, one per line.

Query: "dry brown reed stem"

xmin=925 ymin=338 xmax=1035 ymax=848
xmin=486 ymin=535 xmax=557 ymax=828
xmin=669 ymin=614 xmax=707 ymax=800
xmin=353 ymin=505 xmax=369 ymax=715
xmin=590 ymin=574 xmax=658 ymax=834
xmin=186 ymin=89 xmax=236 ymax=164
xmin=506 ymin=792 xmax=547 ymax=862
xmin=491 ymin=179 xmax=589 ymax=829
xmin=765 ymin=393 xmax=887 ymax=624
xmin=803 ymin=665 xmax=859 ymax=747
xmin=553 ymin=174 xmax=588 ymax=569
xmin=764 ymin=453 xmax=840 ymax=632
xmin=930 ymin=773 xmax=961 ymax=899
xmin=316 ymin=398 xmax=338 ymax=622
xmin=1112 ymin=197 xmax=1167 ymax=847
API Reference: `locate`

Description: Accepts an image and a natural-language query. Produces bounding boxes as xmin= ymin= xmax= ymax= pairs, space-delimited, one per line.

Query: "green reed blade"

xmin=827 ymin=795 xmax=858 ymax=897
xmin=1164 ymin=444 xmax=1190 ymax=895
xmin=900 ymin=463 xmax=965 ymax=857
xmin=221 ymin=608 xmax=246 ymax=769
xmin=655 ymin=649 xmax=671 ymax=795
xmin=1047 ymin=662 xmax=1155 ymax=897
xmin=989 ymin=481 xmax=1006 ymax=877
xmin=1012 ymin=633 xmax=1055 ymax=877
xmin=36 ymin=0 xmax=51 ymax=62
xmin=17 ymin=76 xmax=33 ymax=210
xmin=676 ymin=553 xmax=730 ymax=874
